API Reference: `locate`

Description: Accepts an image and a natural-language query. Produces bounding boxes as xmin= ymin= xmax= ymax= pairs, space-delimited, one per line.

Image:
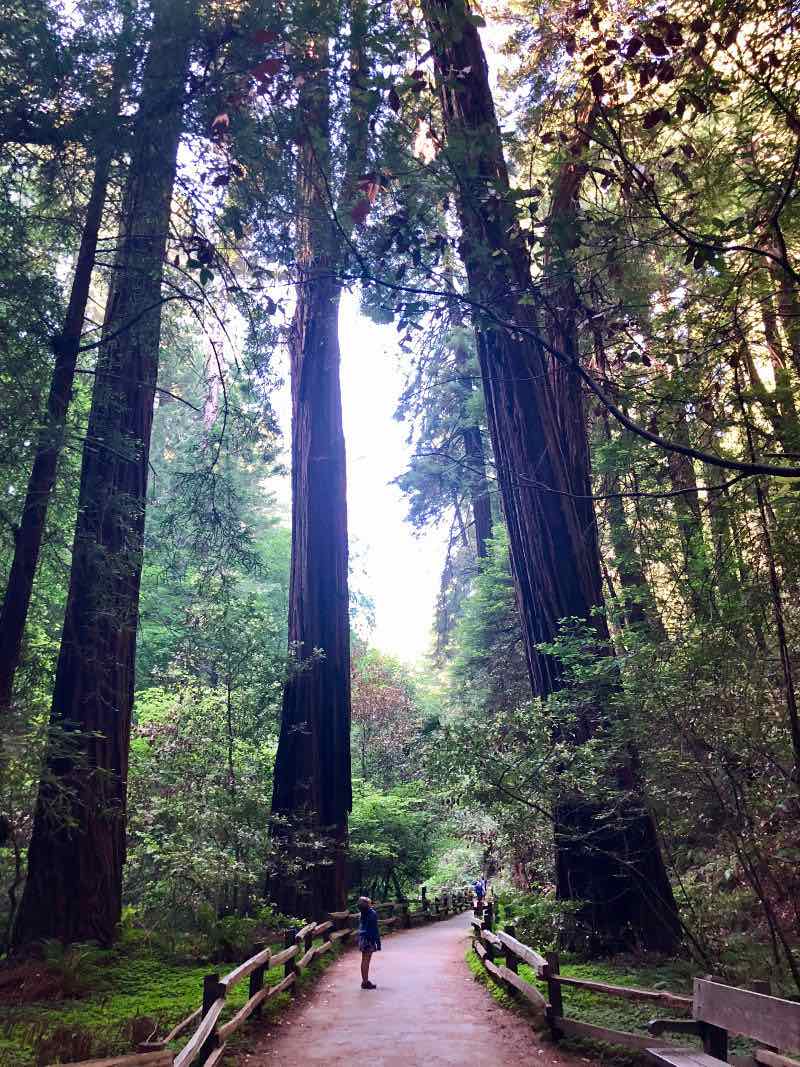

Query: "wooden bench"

xmin=647 ymin=979 xmax=800 ymax=1067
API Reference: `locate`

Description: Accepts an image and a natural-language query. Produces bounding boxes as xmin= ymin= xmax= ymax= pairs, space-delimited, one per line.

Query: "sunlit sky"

xmin=272 ymin=293 xmax=449 ymax=666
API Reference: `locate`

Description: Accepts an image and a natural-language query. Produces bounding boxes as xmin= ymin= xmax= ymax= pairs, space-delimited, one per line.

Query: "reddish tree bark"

xmin=12 ymin=0 xmax=195 ymax=948
xmin=270 ymin=6 xmax=371 ymax=916
xmin=0 ymin=51 xmax=127 ymax=713
xmin=271 ymin=262 xmax=352 ymax=917
xmin=422 ymin=0 xmax=679 ymax=950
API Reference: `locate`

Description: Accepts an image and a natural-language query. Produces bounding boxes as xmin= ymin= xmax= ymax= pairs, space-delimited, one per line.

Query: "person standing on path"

xmin=357 ymin=895 xmax=381 ymax=989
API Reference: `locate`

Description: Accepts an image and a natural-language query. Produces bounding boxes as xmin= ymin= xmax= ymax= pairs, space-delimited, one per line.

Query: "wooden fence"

xmin=470 ymin=915 xmax=800 ymax=1066
xmin=52 ymin=887 xmax=472 ymax=1067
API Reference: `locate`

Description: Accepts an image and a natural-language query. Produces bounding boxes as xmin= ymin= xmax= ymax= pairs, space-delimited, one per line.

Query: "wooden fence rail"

xmin=469 ymin=917 xmax=800 ymax=1067
xmin=52 ymin=886 xmax=473 ymax=1067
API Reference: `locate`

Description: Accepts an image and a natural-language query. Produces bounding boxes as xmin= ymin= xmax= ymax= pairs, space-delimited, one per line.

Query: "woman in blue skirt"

xmin=357 ymin=895 xmax=381 ymax=989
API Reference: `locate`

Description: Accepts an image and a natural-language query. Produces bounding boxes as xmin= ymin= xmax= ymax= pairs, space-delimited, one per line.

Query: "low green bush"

xmin=499 ymin=891 xmax=587 ymax=954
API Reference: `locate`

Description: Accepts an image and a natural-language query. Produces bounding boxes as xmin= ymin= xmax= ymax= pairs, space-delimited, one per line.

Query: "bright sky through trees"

xmin=272 ymin=292 xmax=447 ymax=663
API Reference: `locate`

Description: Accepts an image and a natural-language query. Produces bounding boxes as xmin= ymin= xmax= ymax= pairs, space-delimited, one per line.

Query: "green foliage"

xmin=349 ymin=779 xmax=443 ymax=897
xmin=465 ymin=948 xmax=517 ymax=1012
xmin=126 ymin=679 xmax=278 ymax=930
xmin=0 ymin=928 xmax=340 ymax=1066
xmin=501 ymin=892 xmax=587 ymax=955
xmin=424 ymin=839 xmax=483 ymax=892
xmin=38 ymin=941 xmax=106 ymax=999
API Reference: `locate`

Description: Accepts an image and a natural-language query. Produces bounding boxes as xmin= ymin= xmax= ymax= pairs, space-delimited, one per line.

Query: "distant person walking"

xmin=357 ymin=895 xmax=381 ymax=989
xmin=473 ymin=877 xmax=485 ymax=904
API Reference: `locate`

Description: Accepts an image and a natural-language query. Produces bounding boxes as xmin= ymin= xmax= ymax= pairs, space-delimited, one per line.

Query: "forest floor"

xmin=0 ymin=930 xmax=336 ymax=1066
xmin=233 ymin=911 xmax=592 ymax=1067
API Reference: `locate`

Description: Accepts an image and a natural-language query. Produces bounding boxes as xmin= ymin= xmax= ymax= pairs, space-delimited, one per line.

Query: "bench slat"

xmin=694 ymin=980 xmax=800 ymax=1052
xmin=647 ymin=1049 xmax=727 ymax=1067
xmin=755 ymin=1049 xmax=800 ymax=1067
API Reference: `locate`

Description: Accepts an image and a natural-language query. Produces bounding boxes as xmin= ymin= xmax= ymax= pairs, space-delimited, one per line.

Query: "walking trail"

xmin=238 ymin=911 xmax=594 ymax=1066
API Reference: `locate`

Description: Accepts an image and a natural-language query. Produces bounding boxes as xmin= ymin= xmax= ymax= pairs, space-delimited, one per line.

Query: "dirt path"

xmin=239 ymin=911 xmax=593 ymax=1066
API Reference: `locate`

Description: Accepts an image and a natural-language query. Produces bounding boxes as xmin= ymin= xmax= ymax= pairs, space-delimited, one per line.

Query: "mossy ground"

xmin=0 ymin=933 xmax=340 ymax=1066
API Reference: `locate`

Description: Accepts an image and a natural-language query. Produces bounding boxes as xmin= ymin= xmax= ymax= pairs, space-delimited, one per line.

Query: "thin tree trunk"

xmin=0 ymin=51 xmax=127 ymax=713
xmin=765 ymin=222 xmax=800 ymax=377
xmin=759 ymin=298 xmax=800 ymax=452
xmin=450 ymin=315 xmax=492 ymax=557
xmin=735 ymin=288 xmax=800 ymax=458
xmin=733 ymin=370 xmax=800 ymax=783
xmin=601 ymin=417 xmax=666 ymax=637
xmin=461 ymin=420 xmax=492 ymax=557
xmin=453 ymin=496 xmax=469 ymax=548
xmin=422 ymin=0 xmax=680 ymax=951
xmin=12 ymin=0 xmax=195 ymax=949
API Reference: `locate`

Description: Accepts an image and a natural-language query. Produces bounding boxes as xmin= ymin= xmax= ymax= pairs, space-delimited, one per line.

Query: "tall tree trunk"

xmin=0 ymin=50 xmax=127 ymax=713
xmin=759 ymin=296 xmax=800 ymax=453
xmin=450 ymin=316 xmax=492 ymax=557
xmin=653 ymin=404 xmax=713 ymax=621
xmin=739 ymin=339 xmax=798 ymax=455
xmin=12 ymin=0 xmax=195 ymax=949
xmin=461 ymin=420 xmax=492 ymax=558
xmin=422 ymin=0 xmax=679 ymax=951
xmin=601 ymin=418 xmax=666 ymax=637
xmin=546 ymin=109 xmax=663 ymax=640
xmin=270 ymin=2 xmax=370 ymax=917
xmin=733 ymin=370 xmax=800 ymax=782
xmin=764 ymin=222 xmax=800 ymax=377
xmin=271 ymin=263 xmax=351 ymax=917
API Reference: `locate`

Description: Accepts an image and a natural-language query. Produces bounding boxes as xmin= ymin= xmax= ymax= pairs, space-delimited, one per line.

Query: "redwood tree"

xmin=421 ymin=0 xmax=680 ymax=950
xmin=270 ymin=2 xmax=371 ymax=917
xmin=0 ymin=33 xmax=129 ymax=714
xmin=453 ymin=318 xmax=492 ymax=559
xmin=12 ymin=0 xmax=196 ymax=948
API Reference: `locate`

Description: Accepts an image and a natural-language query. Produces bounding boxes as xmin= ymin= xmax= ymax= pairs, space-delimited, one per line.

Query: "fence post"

xmin=402 ymin=902 xmax=411 ymax=928
xmin=248 ymin=941 xmax=267 ymax=1020
xmin=197 ymin=972 xmax=223 ymax=1065
xmin=421 ymin=885 xmax=428 ymax=917
xmin=545 ymin=951 xmax=563 ymax=1039
xmin=699 ymin=974 xmax=728 ymax=1059
xmin=284 ymin=927 xmax=298 ymax=998
xmin=700 ymin=1024 xmax=728 ymax=1061
xmin=751 ymin=981 xmax=778 ymax=1052
xmin=504 ymin=924 xmax=518 ymax=974
xmin=482 ymin=923 xmax=496 ymax=962
xmin=484 ymin=900 xmax=494 ymax=931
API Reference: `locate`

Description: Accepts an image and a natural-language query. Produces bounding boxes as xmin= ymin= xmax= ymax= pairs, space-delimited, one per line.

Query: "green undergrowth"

xmin=465 ymin=948 xmax=518 ymax=1013
xmin=0 ymin=933 xmax=341 ymax=1066
xmin=465 ymin=947 xmax=762 ymax=1066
